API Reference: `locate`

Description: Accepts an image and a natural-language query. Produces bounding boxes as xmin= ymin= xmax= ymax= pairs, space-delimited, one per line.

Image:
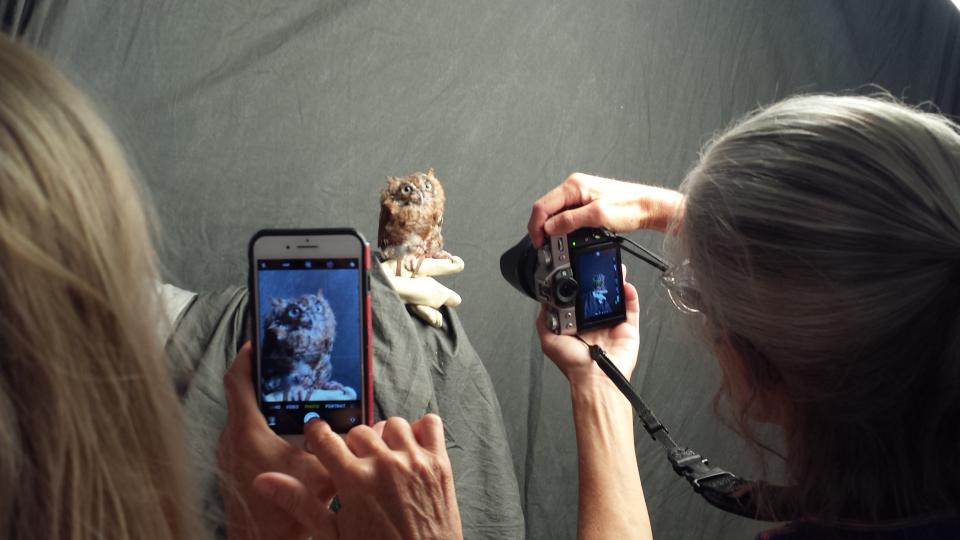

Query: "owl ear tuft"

xmin=316 ymin=288 xmax=324 ymax=298
xmin=385 ymin=175 xmax=397 ymax=186
xmin=272 ymin=297 xmax=284 ymax=309
xmin=426 ymin=167 xmax=436 ymax=178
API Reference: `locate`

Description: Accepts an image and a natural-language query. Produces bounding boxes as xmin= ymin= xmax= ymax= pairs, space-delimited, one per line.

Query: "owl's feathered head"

xmin=382 ymin=167 xmax=445 ymax=209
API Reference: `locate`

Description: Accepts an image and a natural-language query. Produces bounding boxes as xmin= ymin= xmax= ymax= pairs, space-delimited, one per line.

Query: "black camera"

xmin=500 ymin=228 xmax=627 ymax=335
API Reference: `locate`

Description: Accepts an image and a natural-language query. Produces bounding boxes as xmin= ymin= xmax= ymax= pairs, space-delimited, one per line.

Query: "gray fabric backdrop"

xmin=16 ymin=1 xmax=960 ymax=538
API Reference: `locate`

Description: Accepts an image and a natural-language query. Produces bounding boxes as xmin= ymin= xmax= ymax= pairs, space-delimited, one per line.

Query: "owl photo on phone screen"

xmin=261 ymin=290 xmax=355 ymax=402
xmin=378 ymin=167 xmax=452 ymax=276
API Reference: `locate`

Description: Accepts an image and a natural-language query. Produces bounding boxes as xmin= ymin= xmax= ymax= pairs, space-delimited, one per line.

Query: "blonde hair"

xmin=0 ymin=36 xmax=202 ymax=538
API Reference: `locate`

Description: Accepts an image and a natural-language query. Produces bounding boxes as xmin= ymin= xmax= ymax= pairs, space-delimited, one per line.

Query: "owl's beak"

xmin=411 ymin=190 xmax=423 ymax=204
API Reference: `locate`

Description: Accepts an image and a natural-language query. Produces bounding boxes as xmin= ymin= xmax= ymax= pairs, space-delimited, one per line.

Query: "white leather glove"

xmin=380 ymin=256 xmax=464 ymax=328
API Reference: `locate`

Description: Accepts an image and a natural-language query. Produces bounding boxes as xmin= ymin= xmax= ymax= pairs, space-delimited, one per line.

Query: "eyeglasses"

xmin=660 ymin=259 xmax=701 ymax=314
xmin=615 ymin=235 xmax=701 ymax=314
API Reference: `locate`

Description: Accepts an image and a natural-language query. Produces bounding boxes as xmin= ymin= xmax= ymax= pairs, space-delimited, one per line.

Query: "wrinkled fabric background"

xmin=13 ymin=1 xmax=960 ymax=538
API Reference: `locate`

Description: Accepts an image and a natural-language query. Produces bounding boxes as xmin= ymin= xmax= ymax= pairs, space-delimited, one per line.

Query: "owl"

xmin=261 ymin=289 xmax=344 ymax=401
xmin=378 ymin=167 xmax=452 ymax=275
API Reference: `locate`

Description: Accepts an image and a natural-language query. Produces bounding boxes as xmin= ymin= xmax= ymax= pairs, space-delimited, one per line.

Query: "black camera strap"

xmin=502 ymin=229 xmax=798 ymax=520
xmin=578 ymin=332 xmax=796 ymax=522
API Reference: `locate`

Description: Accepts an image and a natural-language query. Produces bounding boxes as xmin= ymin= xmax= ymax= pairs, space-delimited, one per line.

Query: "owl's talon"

xmin=403 ymin=256 xmax=420 ymax=276
xmin=413 ymin=256 xmax=427 ymax=276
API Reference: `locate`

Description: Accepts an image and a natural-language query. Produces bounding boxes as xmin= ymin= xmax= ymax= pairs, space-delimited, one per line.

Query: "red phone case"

xmin=248 ymin=228 xmax=374 ymax=433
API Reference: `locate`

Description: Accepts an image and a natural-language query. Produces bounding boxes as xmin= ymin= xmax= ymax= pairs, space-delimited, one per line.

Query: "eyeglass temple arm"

xmin=613 ymin=235 xmax=669 ymax=272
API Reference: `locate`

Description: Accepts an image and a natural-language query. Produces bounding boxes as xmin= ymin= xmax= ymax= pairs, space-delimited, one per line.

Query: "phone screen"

xmin=255 ymin=257 xmax=364 ymax=434
xmin=572 ymin=244 xmax=626 ymax=330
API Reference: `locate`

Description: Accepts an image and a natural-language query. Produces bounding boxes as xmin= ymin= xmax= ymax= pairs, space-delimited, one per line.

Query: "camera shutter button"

xmin=539 ymin=248 xmax=552 ymax=266
xmin=548 ymin=312 xmax=559 ymax=332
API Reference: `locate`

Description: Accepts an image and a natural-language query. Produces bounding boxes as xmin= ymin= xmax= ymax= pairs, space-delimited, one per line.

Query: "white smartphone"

xmin=248 ymin=229 xmax=373 ymax=445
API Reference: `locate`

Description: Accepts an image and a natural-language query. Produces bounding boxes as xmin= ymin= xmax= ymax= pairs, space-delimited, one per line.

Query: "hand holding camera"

xmin=508 ymin=175 xmax=680 ymax=383
xmin=527 ymin=173 xmax=684 ymax=247
xmin=536 ymin=267 xmax=642 ymax=386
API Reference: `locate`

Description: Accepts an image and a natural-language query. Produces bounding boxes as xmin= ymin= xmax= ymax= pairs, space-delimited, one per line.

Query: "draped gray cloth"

xmin=167 ymin=260 xmax=523 ymax=539
xmin=14 ymin=0 xmax=960 ymax=538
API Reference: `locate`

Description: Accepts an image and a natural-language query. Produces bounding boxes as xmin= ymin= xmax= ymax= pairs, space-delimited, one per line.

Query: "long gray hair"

xmin=676 ymin=95 xmax=960 ymax=519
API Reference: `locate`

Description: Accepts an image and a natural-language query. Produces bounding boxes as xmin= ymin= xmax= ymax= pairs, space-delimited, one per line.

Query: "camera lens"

xmin=554 ymin=276 xmax=578 ymax=306
xmin=500 ymin=236 xmax=539 ymax=300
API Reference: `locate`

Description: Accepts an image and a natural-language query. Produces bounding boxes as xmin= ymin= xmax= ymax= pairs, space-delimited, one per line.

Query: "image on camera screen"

xmin=256 ymin=259 xmax=361 ymax=404
xmin=574 ymin=246 xmax=624 ymax=323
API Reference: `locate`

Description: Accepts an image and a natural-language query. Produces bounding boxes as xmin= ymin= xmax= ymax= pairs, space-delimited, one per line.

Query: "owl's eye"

xmin=287 ymin=306 xmax=301 ymax=319
xmin=423 ymin=181 xmax=432 ymax=191
xmin=401 ymin=185 xmax=413 ymax=195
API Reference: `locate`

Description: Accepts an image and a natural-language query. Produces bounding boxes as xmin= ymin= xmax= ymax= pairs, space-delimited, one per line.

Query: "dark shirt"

xmin=758 ymin=515 xmax=960 ymax=540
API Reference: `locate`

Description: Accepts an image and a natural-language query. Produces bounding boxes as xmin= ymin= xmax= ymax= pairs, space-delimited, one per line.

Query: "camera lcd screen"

xmin=256 ymin=258 xmax=363 ymax=433
xmin=572 ymin=245 xmax=626 ymax=329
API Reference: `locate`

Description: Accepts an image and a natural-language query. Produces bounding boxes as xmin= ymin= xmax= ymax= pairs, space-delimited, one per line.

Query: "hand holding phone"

xmin=218 ymin=343 xmax=335 ymax=540
xmin=252 ymin=415 xmax=465 ymax=540
xmin=249 ymin=229 xmax=373 ymax=442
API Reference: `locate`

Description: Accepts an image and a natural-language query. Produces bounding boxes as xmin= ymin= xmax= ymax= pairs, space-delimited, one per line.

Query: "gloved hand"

xmin=380 ymin=256 xmax=464 ymax=328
